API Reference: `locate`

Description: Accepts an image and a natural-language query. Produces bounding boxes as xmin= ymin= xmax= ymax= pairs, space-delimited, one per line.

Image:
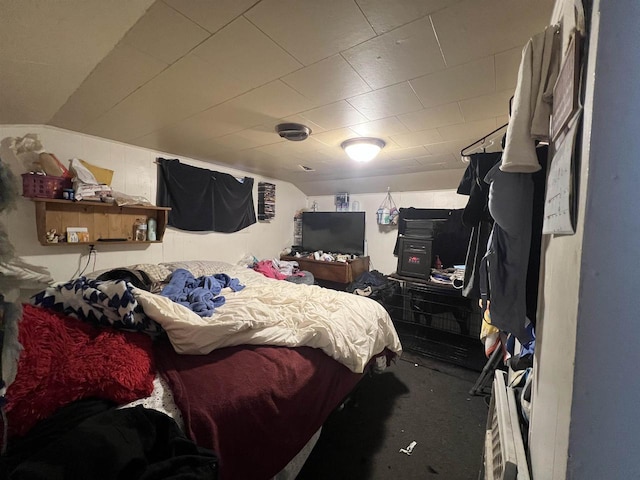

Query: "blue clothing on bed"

xmin=160 ymin=269 xmax=245 ymax=317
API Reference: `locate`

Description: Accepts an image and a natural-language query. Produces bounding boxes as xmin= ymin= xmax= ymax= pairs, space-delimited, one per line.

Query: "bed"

xmin=0 ymin=260 xmax=402 ymax=479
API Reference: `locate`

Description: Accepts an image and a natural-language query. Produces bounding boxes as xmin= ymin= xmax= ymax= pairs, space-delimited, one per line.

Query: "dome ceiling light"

xmin=340 ymin=137 xmax=385 ymax=162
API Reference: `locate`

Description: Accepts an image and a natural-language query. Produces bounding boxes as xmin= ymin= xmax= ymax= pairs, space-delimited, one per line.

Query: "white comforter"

xmin=133 ymin=266 xmax=402 ymax=373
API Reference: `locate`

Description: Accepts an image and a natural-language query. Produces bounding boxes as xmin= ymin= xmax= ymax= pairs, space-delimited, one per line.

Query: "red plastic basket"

xmin=22 ymin=173 xmax=71 ymax=199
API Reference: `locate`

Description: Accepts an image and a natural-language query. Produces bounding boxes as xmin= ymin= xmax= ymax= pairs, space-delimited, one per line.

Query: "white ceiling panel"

xmin=398 ymin=102 xmax=464 ymax=132
xmin=192 ymin=17 xmax=301 ymax=90
xmin=86 ymin=55 xmax=247 ymax=141
xmin=390 ymin=128 xmax=443 ymax=148
xmin=436 ymin=118 xmax=498 ymax=142
xmin=342 ymin=17 xmax=446 ymax=90
xmin=164 ymin=0 xmax=260 ymax=34
xmin=356 ymin=0 xmax=462 ymax=34
xmin=347 ymin=82 xmax=423 ymax=121
xmin=0 ymin=0 xmax=153 ymax=124
xmin=300 ymin=101 xmax=368 ymax=131
xmin=3 ymin=0 xmax=555 ymax=195
xmin=410 ymin=56 xmax=496 ymax=108
xmin=50 ymin=44 xmax=167 ymax=131
xmin=496 ymin=46 xmax=524 ymax=91
xmin=245 ymin=0 xmax=376 ymax=65
xmin=282 ymin=55 xmax=370 ymax=105
xmin=459 ymin=89 xmax=514 ymax=122
xmin=120 ymin=1 xmax=210 ymax=64
xmin=431 ymin=0 xmax=554 ymax=67
xmin=350 ymin=117 xmax=410 ymax=137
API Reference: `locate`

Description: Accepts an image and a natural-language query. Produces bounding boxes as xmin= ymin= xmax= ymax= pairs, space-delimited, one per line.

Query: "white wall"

xmin=0 ymin=125 xmax=307 ymax=281
xmin=528 ymin=1 xmax=640 ymax=478
xmin=308 ymin=189 xmax=467 ymax=275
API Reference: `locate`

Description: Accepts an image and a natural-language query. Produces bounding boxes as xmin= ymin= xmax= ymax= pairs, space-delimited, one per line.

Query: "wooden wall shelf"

xmin=31 ymin=198 xmax=170 ymax=247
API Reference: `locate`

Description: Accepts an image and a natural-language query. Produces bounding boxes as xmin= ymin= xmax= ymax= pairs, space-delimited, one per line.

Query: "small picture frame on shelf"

xmin=67 ymin=227 xmax=89 ymax=243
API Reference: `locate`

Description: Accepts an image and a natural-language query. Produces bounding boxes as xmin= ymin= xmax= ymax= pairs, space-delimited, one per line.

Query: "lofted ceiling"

xmin=1 ymin=0 xmax=554 ymax=195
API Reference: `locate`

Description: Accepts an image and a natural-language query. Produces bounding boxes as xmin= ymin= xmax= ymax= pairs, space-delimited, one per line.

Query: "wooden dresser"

xmin=280 ymin=255 xmax=370 ymax=290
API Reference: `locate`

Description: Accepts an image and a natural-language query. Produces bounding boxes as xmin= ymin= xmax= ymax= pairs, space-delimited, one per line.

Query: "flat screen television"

xmin=301 ymin=212 xmax=365 ymax=256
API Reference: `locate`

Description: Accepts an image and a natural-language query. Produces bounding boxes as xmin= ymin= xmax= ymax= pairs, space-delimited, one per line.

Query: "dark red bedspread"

xmin=154 ymin=342 xmax=363 ymax=480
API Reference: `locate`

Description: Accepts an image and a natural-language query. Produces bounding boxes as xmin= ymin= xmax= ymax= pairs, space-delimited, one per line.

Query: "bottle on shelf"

xmin=133 ymin=218 xmax=147 ymax=241
xmin=147 ymin=217 xmax=157 ymax=241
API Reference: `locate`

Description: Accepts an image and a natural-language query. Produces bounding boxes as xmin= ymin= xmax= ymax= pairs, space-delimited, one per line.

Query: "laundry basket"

xmin=21 ymin=173 xmax=70 ymax=199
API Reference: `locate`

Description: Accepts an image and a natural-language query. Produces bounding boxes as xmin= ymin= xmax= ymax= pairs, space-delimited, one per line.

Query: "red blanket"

xmin=154 ymin=342 xmax=363 ymax=480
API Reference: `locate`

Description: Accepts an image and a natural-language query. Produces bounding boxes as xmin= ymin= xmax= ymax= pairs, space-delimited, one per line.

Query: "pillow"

xmin=160 ymin=260 xmax=233 ymax=278
xmin=6 ymin=305 xmax=155 ymax=437
xmin=130 ymin=263 xmax=172 ymax=284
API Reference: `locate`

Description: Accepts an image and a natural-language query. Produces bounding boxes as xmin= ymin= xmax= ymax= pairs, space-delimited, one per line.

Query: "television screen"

xmin=301 ymin=212 xmax=366 ymax=255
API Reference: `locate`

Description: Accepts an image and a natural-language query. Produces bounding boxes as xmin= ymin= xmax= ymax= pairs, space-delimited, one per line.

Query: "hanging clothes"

xmin=457 ymin=152 xmax=502 ymax=299
xmin=501 ymin=24 xmax=560 ymax=173
xmin=480 ymin=147 xmax=549 ymax=343
xmin=481 ymin=160 xmax=534 ymax=343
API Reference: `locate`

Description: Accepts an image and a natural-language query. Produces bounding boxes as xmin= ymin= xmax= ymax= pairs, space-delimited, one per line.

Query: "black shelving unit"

xmin=387 ymin=273 xmax=485 ymax=371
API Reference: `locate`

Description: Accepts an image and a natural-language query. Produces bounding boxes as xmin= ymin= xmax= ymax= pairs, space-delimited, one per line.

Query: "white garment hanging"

xmin=501 ymin=25 xmax=560 ymax=173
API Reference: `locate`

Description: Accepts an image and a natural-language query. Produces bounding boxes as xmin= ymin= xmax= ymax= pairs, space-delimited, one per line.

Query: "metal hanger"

xmin=460 ymin=96 xmax=514 ymax=160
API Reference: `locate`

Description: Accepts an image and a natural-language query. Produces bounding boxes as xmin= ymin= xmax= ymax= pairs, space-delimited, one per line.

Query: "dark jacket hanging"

xmin=457 ymin=152 xmax=502 ymax=299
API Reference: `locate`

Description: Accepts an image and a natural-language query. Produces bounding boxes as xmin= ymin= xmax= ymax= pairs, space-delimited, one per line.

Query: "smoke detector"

xmin=276 ymin=123 xmax=312 ymax=141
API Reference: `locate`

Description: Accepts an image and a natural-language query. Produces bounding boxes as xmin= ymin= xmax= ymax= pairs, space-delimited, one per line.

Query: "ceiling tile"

xmin=300 ymin=101 xmax=368 ymax=131
xmin=414 ymin=153 xmax=456 ymax=166
xmin=87 ymin=55 xmax=247 ymax=141
xmin=495 ymin=46 xmax=523 ymax=91
xmin=342 ymin=17 xmax=445 ymax=90
xmin=164 ymin=0 xmax=260 ymax=33
xmin=459 ymin=89 xmax=514 ymax=122
xmin=227 ymin=80 xmax=315 ymax=120
xmin=356 ymin=0 xmax=462 ymax=34
xmin=351 ymin=117 xmax=410 ymax=137
xmin=213 ymin=124 xmax=285 ymax=150
xmin=121 ymin=1 xmax=210 ymax=64
xmin=410 ymin=56 xmax=495 ymax=108
xmin=282 ymin=55 xmax=370 ymax=105
xmin=311 ymin=128 xmax=358 ymax=147
xmin=397 ymin=102 xmax=463 ymax=131
xmin=431 ymin=0 xmax=554 ymax=66
xmin=143 ymin=100 xmax=276 ymax=148
xmin=390 ymin=128 xmax=442 ymax=148
xmin=347 ymin=82 xmax=423 ymax=121
xmin=0 ymin=0 xmax=153 ymax=124
xmin=436 ymin=118 xmax=498 ymax=142
xmin=51 ymin=44 xmax=167 ymax=131
xmin=378 ymin=145 xmax=430 ymax=161
xmin=245 ymin=0 xmax=375 ymax=65
xmin=423 ymin=138 xmax=476 ymax=156
xmin=192 ymin=17 xmax=301 ymax=89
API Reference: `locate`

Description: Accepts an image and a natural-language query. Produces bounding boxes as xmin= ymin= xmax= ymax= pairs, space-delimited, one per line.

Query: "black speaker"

xmin=397 ymin=237 xmax=432 ymax=279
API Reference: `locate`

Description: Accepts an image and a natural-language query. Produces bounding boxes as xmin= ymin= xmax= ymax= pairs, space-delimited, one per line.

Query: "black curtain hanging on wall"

xmin=212 ymin=171 xmax=256 ymax=233
xmin=157 ymin=158 xmax=256 ymax=233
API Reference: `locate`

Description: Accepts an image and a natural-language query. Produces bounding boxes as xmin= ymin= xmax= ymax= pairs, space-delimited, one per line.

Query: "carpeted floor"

xmin=297 ymin=352 xmax=489 ymax=480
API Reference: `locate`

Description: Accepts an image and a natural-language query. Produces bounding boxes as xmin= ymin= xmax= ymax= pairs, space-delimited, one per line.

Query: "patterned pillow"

xmin=159 ymin=260 xmax=233 ymax=277
xmin=6 ymin=305 xmax=155 ymax=437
